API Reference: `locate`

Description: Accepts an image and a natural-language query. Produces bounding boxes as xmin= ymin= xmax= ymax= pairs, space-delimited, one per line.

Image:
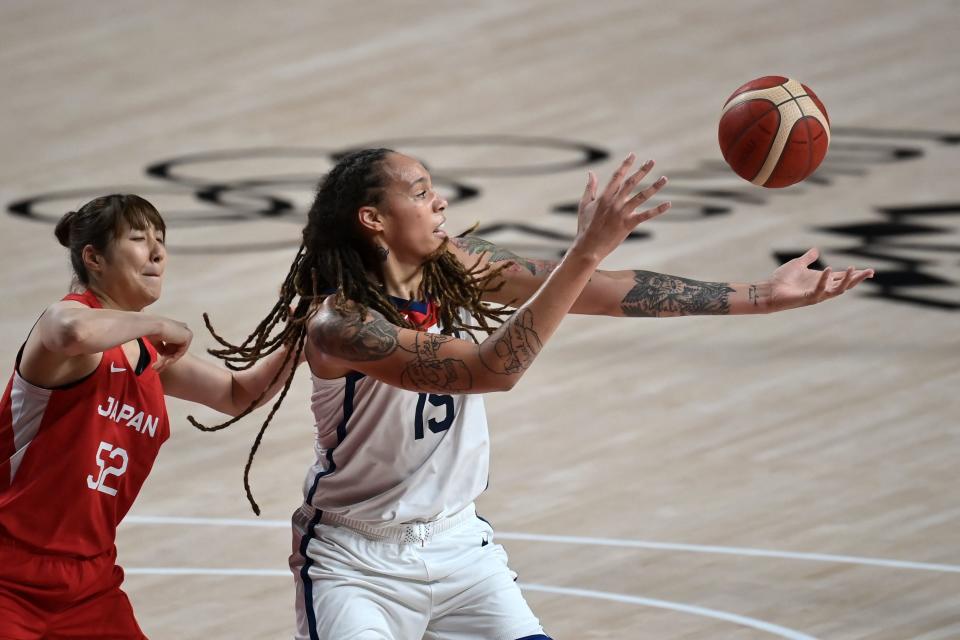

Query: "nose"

xmin=151 ymin=238 xmax=166 ymax=263
xmin=435 ymin=193 xmax=448 ymax=212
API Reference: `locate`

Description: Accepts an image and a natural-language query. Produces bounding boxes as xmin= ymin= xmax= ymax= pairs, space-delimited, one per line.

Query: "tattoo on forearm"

xmin=748 ymin=285 xmax=759 ymax=307
xmin=311 ymin=310 xmax=398 ymax=361
xmin=620 ymin=271 xmax=735 ymax=316
xmin=480 ymin=309 xmax=543 ymax=374
xmin=400 ymin=333 xmax=472 ymax=392
xmin=454 ymin=236 xmax=555 ymax=276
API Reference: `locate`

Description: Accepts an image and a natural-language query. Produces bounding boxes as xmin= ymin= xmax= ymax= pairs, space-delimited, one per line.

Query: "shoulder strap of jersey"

xmin=62 ymin=289 xmax=101 ymax=309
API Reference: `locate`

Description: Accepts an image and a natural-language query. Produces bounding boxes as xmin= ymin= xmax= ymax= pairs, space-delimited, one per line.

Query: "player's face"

xmin=96 ymin=223 xmax=167 ymax=310
xmin=375 ymin=153 xmax=448 ymax=262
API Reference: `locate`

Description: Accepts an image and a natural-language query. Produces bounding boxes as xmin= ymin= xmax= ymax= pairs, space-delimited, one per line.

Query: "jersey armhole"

xmin=14 ymin=306 xmax=102 ymax=391
xmin=15 ymin=341 xmax=102 ymax=391
xmin=134 ymin=338 xmax=151 ymax=375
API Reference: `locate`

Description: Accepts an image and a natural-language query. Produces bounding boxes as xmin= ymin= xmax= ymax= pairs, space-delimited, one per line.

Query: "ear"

xmin=357 ymin=205 xmax=384 ymax=235
xmin=81 ymin=244 xmax=105 ymax=275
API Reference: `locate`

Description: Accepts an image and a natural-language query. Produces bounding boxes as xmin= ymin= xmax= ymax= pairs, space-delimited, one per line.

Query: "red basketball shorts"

xmin=0 ymin=536 xmax=148 ymax=640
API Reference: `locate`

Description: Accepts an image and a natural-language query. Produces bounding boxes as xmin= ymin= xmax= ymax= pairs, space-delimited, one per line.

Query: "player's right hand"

xmin=571 ymin=153 xmax=671 ymax=262
xmin=149 ymin=318 xmax=193 ymax=373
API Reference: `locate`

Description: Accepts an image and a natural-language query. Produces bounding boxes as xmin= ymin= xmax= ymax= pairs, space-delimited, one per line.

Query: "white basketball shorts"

xmin=289 ymin=503 xmax=548 ymax=640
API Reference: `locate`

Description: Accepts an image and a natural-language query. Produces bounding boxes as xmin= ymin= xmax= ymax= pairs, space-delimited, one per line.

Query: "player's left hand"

xmin=766 ymin=248 xmax=874 ymax=311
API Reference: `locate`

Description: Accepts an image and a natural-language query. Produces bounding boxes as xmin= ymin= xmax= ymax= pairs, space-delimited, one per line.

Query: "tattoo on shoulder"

xmin=480 ymin=308 xmax=542 ymax=374
xmin=399 ymin=333 xmax=473 ymax=392
xmin=620 ymin=271 xmax=735 ymax=317
xmin=310 ymin=308 xmax=398 ymax=361
xmin=453 ymin=236 xmax=554 ymax=276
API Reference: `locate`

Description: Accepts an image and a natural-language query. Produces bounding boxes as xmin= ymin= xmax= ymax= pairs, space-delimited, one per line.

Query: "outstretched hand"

xmin=767 ymin=248 xmax=875 ymax=311
xmin=573 ymin=153 xmax=672 ymax=262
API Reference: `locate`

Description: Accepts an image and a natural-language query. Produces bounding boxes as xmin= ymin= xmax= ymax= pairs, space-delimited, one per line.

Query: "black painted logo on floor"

xmin=6 ymin=130 xmax=958 ymax=310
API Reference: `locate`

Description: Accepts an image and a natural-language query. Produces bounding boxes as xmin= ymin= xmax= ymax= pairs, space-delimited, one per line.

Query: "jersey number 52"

xmin=87 ymin=441 xmax=129 ymax=496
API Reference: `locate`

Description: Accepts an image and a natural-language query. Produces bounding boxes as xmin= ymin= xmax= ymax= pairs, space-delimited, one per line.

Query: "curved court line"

xmin=122 ymin=515 xmax=960 ymax=574
xmin=519 ymin=583 xmax=817 ymax=640
xmin=122 ymin=567 xmax=816 ymax=640
xmin=495 ymin=532 xmax=960 ymax=574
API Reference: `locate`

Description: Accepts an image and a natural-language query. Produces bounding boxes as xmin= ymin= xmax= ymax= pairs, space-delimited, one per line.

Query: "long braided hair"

xmin=190 ymin=148 xmax=511 ymax=514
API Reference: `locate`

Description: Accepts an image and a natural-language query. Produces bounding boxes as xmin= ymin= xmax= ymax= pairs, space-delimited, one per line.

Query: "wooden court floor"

xmin=1 ymin=1 xmax=958 ymax=638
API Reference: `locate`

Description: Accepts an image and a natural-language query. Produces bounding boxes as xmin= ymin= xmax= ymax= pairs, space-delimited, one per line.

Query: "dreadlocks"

xmin=190 ymin=148 xmax=512 ymax=514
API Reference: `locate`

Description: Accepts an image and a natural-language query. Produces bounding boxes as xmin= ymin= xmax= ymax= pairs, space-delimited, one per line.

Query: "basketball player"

xmin=0 ymin=194 xmax=302 ymax=639
xmin=198 ymin=149 xmax=872 ymax=639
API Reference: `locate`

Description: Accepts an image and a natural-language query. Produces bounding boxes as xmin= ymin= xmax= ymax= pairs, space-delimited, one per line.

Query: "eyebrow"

xmin=407 ymin=176 xmax=429 ymax=188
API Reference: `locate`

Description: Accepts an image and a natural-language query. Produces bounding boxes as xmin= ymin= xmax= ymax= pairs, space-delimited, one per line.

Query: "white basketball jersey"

xmin=302 ymin=301 xmax=490 ymax=525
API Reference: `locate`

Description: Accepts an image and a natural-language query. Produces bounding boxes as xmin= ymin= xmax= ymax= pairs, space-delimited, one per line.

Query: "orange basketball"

xmin=718 ymin=76 xmax=830 ymax=188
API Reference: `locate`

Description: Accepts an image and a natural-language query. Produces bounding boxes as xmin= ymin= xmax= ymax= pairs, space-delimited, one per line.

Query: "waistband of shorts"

xmin=309 ymin=503 xmax=476 ymax=544
xmin=0 ymin=529 xmax=116 ymax=562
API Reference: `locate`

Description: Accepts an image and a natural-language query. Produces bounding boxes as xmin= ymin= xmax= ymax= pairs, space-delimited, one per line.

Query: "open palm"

xmin=769 ymin=248 xmax=875 ymax=311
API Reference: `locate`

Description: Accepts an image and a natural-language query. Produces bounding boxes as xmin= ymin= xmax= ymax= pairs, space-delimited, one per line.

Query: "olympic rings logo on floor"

xmin=7 ymin=130 xmax=959 ymax=310
xmin=6 ymin=136 xmax=608 ymax=254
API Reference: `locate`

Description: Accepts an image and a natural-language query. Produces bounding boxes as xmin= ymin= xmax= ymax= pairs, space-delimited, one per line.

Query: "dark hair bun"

xmin=54 ymin=210 xmax=77 ymax=247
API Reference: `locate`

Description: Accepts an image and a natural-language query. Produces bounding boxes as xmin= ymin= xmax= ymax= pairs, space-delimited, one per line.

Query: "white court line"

xmin=122 ymin=567 xmax=817 ymax=640
xmin=127 ymin=567 xmax=289 ymax=577
xmin=122 ymin=515 xmax=960 ymax=574
xmin=519 ymin=583 xmax=818 ymax=640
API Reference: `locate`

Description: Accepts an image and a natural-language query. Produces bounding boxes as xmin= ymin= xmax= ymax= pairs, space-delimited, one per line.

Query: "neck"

xmin=86 ymin=283 xmax=142 ymax=312
xmin=377 ymin=255 xmax=425 ymax=301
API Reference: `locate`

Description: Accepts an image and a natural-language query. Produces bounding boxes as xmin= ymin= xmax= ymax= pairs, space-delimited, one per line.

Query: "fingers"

xmin=830 ymin=266 xmax=855 ymax=293
xmin=596 ymin=154 xmax=665 ymax=214
xmin=624 ymin=175 xmax=668 ymax=212
xmin=600 ymin=153 xmax=637 ymax=202
xmin=153 ymin=354 xmax=170 ymax=372
xmin=827 ymin=266 xmax=875 ymax=295
xmin=579 ymin=171 xmax=597 ymax=210
xmin=813 ymin=266 xmax=832 ymax=299
xmin=151 ymin=330 xmax=191 ymax=372
xmin=628 ymin=201 xmax=672 ymax=226
xmin=153 ymin=344 xmax=188 ymax=373
xmin=797 ymin=247 xmax=820 ymax=267
xmin=816 ymin=265 xmax=875 ymax=299
xmin=621 ymin=159 xmax=655 ymax=195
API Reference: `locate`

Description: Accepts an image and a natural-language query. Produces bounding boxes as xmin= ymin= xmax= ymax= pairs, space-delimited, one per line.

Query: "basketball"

xmin=718 ymin=76 xmax=830 ymax=188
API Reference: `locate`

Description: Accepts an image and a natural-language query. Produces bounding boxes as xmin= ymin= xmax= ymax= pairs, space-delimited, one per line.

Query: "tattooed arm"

xmin=306 ymin=262 xmax=578 ymax=395
xmin=308 ymin=154 xmax=673 ymax=392
xmin=449 ymin=238 xmax=873 ymax=317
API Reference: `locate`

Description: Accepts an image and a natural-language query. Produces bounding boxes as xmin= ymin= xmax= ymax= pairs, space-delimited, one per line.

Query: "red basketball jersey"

xmin=0 ymin=290 xmax=170 ymax=557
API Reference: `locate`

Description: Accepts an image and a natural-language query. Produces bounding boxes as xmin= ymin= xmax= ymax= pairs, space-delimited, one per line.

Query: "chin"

xmin=421 ymin=238 xmax=449 ymax=264
xmin=140 ymin=287 xmax=162 ymax=308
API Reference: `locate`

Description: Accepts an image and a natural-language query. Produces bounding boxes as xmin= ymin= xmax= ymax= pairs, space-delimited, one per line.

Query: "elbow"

xmin=477 ymin=373 xmax=519 ymax=393
xmin=473 ymin=347 xmax=524 ymax=392
xmin=52 ymin=315 xmax=88 ymax=355
xmin=227 ymin=376 xmax=252 ymax=417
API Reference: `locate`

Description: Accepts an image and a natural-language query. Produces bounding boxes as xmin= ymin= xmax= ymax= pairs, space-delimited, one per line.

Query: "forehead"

xmin=118 ymin=220 xmax=161 ymax=233
xmin=382 ymin=153 xmax=430 ymax=185
xmin=114 ymin=220 xmax=164 ymax=242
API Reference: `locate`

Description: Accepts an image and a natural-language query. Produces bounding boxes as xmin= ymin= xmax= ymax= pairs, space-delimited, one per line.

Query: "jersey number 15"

xmin=414 ymin=393 xmax=454 ymax=440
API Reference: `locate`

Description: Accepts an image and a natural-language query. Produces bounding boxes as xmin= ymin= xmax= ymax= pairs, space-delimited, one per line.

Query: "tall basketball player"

xmin=199 ymin=149 xmax=873 ymax=639
xmin=0 ymin=195 xmax=302 ymax=639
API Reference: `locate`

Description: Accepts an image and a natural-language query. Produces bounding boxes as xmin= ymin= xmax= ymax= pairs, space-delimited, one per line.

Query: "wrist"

xmin=749 ymin=281 xmax=775 ymax=314
xmin=562 ymin=245 xmax=602 ymax=272
xmin=148 ymin=315 xmax=170 ymax=337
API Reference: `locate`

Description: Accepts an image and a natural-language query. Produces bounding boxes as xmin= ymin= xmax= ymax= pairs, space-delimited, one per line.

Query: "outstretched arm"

xmin=309 ymin=154 xmax=672 ymax=394
xmin=19 ymin=301 xmax=193 ymax=388
xmin=450 ymin=239 xmax=874 ymax=317
xmin=160 ymin=345 xmax=303 ymax=417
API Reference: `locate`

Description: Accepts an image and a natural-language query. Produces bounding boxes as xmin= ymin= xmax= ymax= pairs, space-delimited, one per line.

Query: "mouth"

xmin=433 ymin=218 xmax=447 ymax=238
